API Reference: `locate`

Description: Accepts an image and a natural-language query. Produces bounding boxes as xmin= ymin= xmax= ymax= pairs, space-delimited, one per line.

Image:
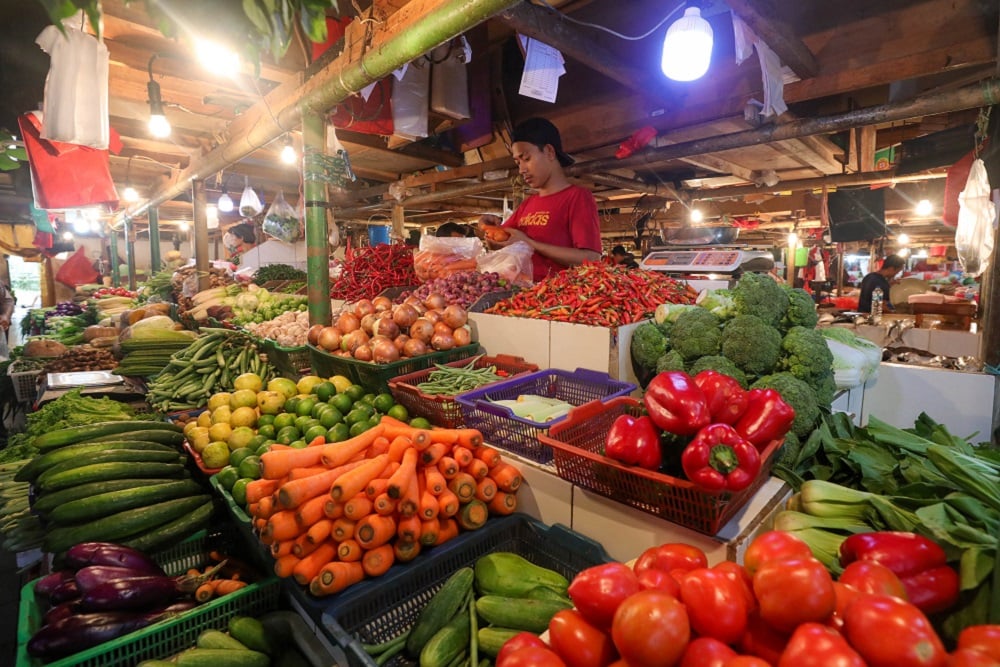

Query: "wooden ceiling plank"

xmin=723 ymin=0 xmax=819 ymax=78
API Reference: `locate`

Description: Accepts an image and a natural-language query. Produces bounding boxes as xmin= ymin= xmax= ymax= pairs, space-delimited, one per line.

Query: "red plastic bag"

xmin=322 ymin=18 xmax=394 ymax=136
xmin=55 ymin=247 xmax=99 ymax=288
xmin=17 ymin=112 xmax=119 ymax=211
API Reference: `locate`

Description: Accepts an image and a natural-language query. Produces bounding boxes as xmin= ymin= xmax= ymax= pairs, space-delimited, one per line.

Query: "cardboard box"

xmin=500 ymin=452 xmax=574 ymax=529
xmin=467 ymin=312 xmax=551 ymax=368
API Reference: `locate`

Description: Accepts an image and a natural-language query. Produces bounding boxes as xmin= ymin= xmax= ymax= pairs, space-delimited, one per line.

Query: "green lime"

xmin=277 ymin=425 xmax=301 ymax=445
xmin=295 ymin=415 xmax=315 ymax=431
xmin=228 ymin=447 xmax=255 ymax=469
xmin=327 ymin=423 xmax=351 ymax=442
xmin=290 ymin=440 xmax=308 ymax=449
xmin=296 ymin=398 xmax=317 ymax=417
xmin=349 ymin=420 xmax=370 ymax=438
xmin=319 ymin=407 xmax=344 ymax=428
xmin=311 ymin=402 xmax=331 ymax=420
xmin=304 ymin=424 xmax=328 ymax=443
xmin=387 ymin=404 xmax=410 ymax=422
xmin=273 ymin=413 xmax=296 ymax=430
xmin=345 ymin=384 xmax=366 ymax=402
xmin=257 ymin=414 xmax=276 ymax=427
xmin=256 ymin=441 xmax=273 ymax=457
xmin=409 ymin=417 xmax=432 ymax=430
xmin=237 ymin=455 xmax=262 ymax=480
xmin=345 ymin=406 xmax=373 ymax=426
xmin=256 ymin=424 xmax=276 ymax=439
xmin=215 ymin=466 xmax=239 ymax=491
xmin=373 ymin=393 xmax=396 ymax=413
xmin=231 ymin=478 xmax=250 ymax=506
xmin=284 ymin=397 xmax=301 ymax=415
xmin=249 ymin=434 xmax=269 ymax=450
xmin=360 ymin=393 xmax=377 ymax=407
xmin=330 ymin=393 xmax=353 ymax=414
xmin=313 ymin=381 xmax=336 ymax=402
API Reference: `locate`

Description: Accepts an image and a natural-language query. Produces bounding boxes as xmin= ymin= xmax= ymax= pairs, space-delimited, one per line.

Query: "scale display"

xmin=640 ymin=250 xmax=745 ymax=273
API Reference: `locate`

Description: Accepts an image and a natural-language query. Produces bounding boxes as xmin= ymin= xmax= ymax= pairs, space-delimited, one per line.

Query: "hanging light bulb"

xmin=690 ymin=208 xmax=703 ymax=223
xmin=123 ymin=186 xmax=139 ymax=202
xmin=195 ymin=39 xmax=241 ymax=77
xmin=915 ymin=199 xmax=933 ymax=216
xmin=897 ymin=232 xmax=910 ymax=246
xmin=787 ymin=231 xmax=798 ymax=246
xmin=661 ymin=6 xmax=714 ymax=82
xmin=217 ymin=190 xmax=234 ymax=213
xmin=62 ymin=230 xmax=73 ymax=241
xmin=179 ymin=221 xmax=190 ymax=232
xmin=147 ymin=56 xmax=171 ymax=138
xmin=281 ymin=136 xmax=297 ymax=165
xmin=898 ymin=247 xmax=910 ymax=258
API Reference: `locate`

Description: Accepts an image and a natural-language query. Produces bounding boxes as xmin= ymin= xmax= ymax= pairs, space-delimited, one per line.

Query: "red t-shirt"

xmin=503 ymin=185 xmax=602 ymax=282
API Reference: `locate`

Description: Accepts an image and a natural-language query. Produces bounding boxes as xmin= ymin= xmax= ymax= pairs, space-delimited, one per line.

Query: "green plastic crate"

xmin=309 ymin=343 xmax=480 ymax=393
xmin=259 ymin=338 xmax=312 ymax=380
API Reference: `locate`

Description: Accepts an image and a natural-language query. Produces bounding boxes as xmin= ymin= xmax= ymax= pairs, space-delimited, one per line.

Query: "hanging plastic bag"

xmin=955 ymin=158 xmax=996 ymax=276
xmin=477 ymin=241 xmax=534 ymax=287
xmin=262 ymin=190 xmax=302 ymax=244
xmin=239 ymin=178 xmax=264 ymax=218
xmin=55 ymin=246 xmax=99 ymax=288
xmin=413 ymin=235 xmax=483 ymax=281
xmin=430 ymin=37 xmax=471 ymax=120
xmin=392 ymin=57 xmax=430 ymax=141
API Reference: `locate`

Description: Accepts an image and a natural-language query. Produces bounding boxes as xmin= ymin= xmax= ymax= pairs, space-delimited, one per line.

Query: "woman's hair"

xmin=436 ymin=222 xmax=473 ymax=238
xmin=229 ymin=224 xmax=256 ymax=245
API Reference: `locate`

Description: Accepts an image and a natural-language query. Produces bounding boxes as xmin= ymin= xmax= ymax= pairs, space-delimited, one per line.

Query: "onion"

xmin=360 ymin=313 xmax=379 ymax=335
xmin=353 ymin=299 xmax=376 ymax=318
xmin=336 ymin=312 xmax=360 ymax=333
xmin=372 ymin=296 xmax=393 ymax=312
xmin=393 ymin=334 xmax=410 ymax=353
xmin=307 ymin=324 xmax=325 ymax=346
xmin=453 ymin=326 xmax=472 ymax=347
xmin=353 ymin=344 xmax=374 ymax=362
xmin=372 ymin=337 xmax=401 ymax=363
xmin=433 ymin=320 xmax=454 ymax=337
xmin=341 ymin=329 xmax=370 ymax=354
xmin=318 ymin=326 xmax=343 ymax=352
xmin=423 ymin=309 xmax=441 ymax=324
xmin=424 ymin=293 xmax=447 ymax=311
xmin=393 ymin=304 xmax=419 ymax=329
xmin=403 ymin=338 xmax=428 ymax=357
xmin=441 ymin=304 xmax=468 ymax=329
xmin=430 ymin=332 xmax=456 ymax=351
xmin=409 ymin=318 xmax=434 ymax=343
xmin=375 ymin=318 xmax=400 ymax=340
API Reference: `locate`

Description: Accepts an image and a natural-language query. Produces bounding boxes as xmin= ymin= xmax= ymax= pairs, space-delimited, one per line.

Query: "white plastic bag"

xmin=262 ymin=190 xmax=302 ymax=244
xmin=477 ymin=241 xmax=534 ymax=286
xmin=956 ymin=159 xmax=996 ymax=277
xmin=430 ymin=37 xmax=471 ymax=120
xmin=392 ymin=58 xmax=430 ymax=140
xmin=239 ymin=180 xmax=264 ymax=218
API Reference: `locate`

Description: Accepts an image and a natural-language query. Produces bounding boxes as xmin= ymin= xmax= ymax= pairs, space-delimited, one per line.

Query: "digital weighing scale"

xmin=639 ymin=247 xmax=776 ymax=292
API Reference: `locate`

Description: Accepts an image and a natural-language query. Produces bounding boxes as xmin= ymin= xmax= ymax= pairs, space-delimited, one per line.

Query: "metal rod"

xmin=192 ymin=180 xmax=210 ymax=293
xmin=303 ymin=110 xmax=331 ymax=327
xmin=108 ymin=229 xmax=120 ymax=287
xmin=148 ymin=206 xmax=161 ymax=272
xmin=123 ymin=217 xmax=136 ymax=291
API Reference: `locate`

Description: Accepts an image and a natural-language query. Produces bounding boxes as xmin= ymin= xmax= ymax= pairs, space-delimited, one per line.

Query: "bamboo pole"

xmin=192 ymin=180 xmax=210 ymax=293
xmin=148 ymin=207 xmax=161 ymax=272
xmin=123 ymin=216 xmax=136 ymax=291
xmin=303 ymin=110 xmax=331 ymax=327
xmin=108 ymin=229 xmax=120 ymax=288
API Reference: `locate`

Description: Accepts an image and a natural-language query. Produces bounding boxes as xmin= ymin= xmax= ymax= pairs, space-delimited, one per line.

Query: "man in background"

xmin=858 ymin=254 xmax=906 ymax=313
xmin=610 ymin=245 xmax=639 ymax=269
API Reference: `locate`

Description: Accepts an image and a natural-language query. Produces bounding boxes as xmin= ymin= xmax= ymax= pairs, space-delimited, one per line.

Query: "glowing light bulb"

xmin=179 ymin=222 xmax=190 ymax=232
xmin=661 ymin=7 xmax=714 ymax=82
xmin=196 ymin=40 xmax=241 ymax=77
xmin=915 ymin=199 xmax=933 ymax=216
xmin=897 ymin=233 xmax=910 ymax=246
xmin=898 ymin=247 xmax=910 ymax=258
xmin=787 ymin=232 xmax=798 ymax=246
xmin=123 ymin=186 xmax=139 ymax=202
xmin=62 ymin=231 xmax=73 ymax=241
xmin=217 ymin=192 xmax=234 ymax=213
xmin=690 ymin=208 xmax=703 ymax=223
xmin=148 ymin=113 xmax=171 ymax=139
xmin=281 ymin=141 xmax=297 ymax=165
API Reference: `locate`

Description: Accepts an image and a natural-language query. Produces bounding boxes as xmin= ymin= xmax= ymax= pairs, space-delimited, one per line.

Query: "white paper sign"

xmin=518 ymin=35 xmax=564 ymax=103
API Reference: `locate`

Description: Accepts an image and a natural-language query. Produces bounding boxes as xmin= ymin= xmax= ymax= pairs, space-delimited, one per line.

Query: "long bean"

xmin=415 ymin=355 xmax=507 ymax=396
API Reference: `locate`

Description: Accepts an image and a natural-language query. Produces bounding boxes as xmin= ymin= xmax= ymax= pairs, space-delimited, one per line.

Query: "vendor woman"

xmin=223 ymin=223 xmax=257 ymax=263
xmin=478 ymin=118 xmax=602 ymax=282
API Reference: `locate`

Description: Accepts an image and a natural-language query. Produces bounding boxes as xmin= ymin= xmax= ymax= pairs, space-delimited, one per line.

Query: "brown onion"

xmin=372 ymin=296 xmax=393 ymax=312
xmin=453 ymin=326 xmax=472 ymax=347
xmin=430 ymin=332 xmax=456 ymax=351
xmin=393 ymin=334 xmax=410 ymax=353
xmin=441 ymin=304 xmax=468 ymax=330
xmin=353 ymin=344 xmax=374 ymax=362
xmin=360 ymin=313 xmax=379 ymax=335
xmin=336 ymin=312 xmax=360 ymax=333
xmin=353 ymin=299 xmax=375 ymax=318
xmin=403 ymin=338 xmax=428 ymax=357
xmin=393 ymin=304 xmax=419 ymax=329
xmin=372 ymin=338 xmax=400 ymax=363
xmin=375 ymin=318 xmax=400 ymax=340
xmin=433 ymin=320 xmax=454 ymax=337
xmin=423 ymin=309 xmax=441 ymax=324
xmin=424 ymin=293 xmax=447 ymax=311
xmin=307 ymin=324 xmax=325 ymax=346
xmin=317 ymin=326 xmax=343 ymax=352
xmin=409 ymin=318 xmax=434 ymax=343
xmin=341 ymin=329 xmax=370 ymax=353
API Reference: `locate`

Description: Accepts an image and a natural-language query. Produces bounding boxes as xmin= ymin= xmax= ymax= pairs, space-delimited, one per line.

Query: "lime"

xmin=349 ymin=420 xmax=370 ymax=438
xmin=313 ymin=381 xmax=336 ymax=403
xmin=327 ymin=423 xmax=351 ymax=443
xmin=277 ymin=425 xmax=301 ymax=445
xmin=304 ymin=424 xmax=329 ymax=443
xmin=256 ymin=424 xmax=276 ymax=439
xmin=345 ymin=384 xmax=366 ymax=402
xmin=273 ymin=413 xmax=296 ymax=430
xmin=237 ymin=455 xmax=262 ymax=480
xmin=228 ymin=447 xmax=255 ymax=469
xmin=294 ymin=415 xmax=315 ymax=431
xmin=387 ymin=404 xmax=410 ymax=422
xmin=330 ymin=393 xmax=354 ymax=414
xmin=319 ymin=407 xmax=344 ymax=429
xmin=256 ymin=441 xmax=274 ymax=457
xmin=409 ymin=417 xmax=432 ymax=430
xmin=231 ymin=478 xmax=250 ymax=506
xmin=249 ymin=434 xmax=269 ymax=450
xmin=290 ymin=440 xmax=308 ymax=449
xmin=296 ymin=398 xmax=317 ymax=418
xmin=373 ymin=393 xmax=396 ymax=413
xmin=311 ymin=402 xmax=331 ymax=420
xmin=215 ymin=466 xmax=239 ymax=491
xmin=284 ymin=397 xmax=301 ymax=415
xmin=257 ymin=414 xmax=276 ymax=427
xmin=345 ymin=406 xmax=373 ymax=426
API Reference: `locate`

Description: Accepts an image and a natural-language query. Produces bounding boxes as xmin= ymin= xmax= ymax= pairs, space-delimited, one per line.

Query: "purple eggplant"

xmin=80 ymin=575 xmax=183 ymax=611
xmin=42 ymin=600 xmax=80 ymax=626
xmin=74 ymin=565 xmax=154 ymax=594
xmin=64 ymin=542 xmax=164 ymax=575
xmin=35 ymin=570 xmax=76 ymax=597
xmin=27 ymin=611 xmax=164 ymax=660
xmin=156 ymin=599 xmax=198 ymax=614
xmin=49 ymin=577 xmax=80 ymax=604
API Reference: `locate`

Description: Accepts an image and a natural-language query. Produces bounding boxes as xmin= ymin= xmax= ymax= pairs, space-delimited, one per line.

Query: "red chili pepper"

xmin=643 ymin=371 xmax=711 ymax=436
xmin=681 ymin=423 xmax=761 ymax=492
xmin=733 ymin=389 xmax=795 ymax=448
xmin=604 ymin=414 xmax=662 ymax=470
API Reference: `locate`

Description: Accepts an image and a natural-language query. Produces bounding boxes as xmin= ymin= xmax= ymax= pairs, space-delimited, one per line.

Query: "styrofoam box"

xmin=494 ymin=450 xmax=573 ymax=529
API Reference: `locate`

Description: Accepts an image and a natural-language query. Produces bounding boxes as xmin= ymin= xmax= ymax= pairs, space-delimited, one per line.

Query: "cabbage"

xmin=823 ymin=329 xmax=882 ymax=389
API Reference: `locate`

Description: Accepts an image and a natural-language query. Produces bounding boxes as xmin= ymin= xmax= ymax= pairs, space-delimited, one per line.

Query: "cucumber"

xmin=79 ymin=430 xmax=186 ymax=446
xmin=419 ymin=609 xmax=470 ymax=667
xmin=405 ymin=567 xmax=473 ymax=658
xmin=473 ymin=553 xmax=569 ymax=597
xmin=32 ymin=479 xmax=153 ymax=516
xmin=122 ymin=500 xmax=214 ymax=554
xmin=36 ymin=450 xmax=182 ymax=487
xmin=474 ymin=595 xmax=573 ymax=633
xmin=36 ymin=462 xmax=187 ymax=492
xmin=175 ymin=648 xmax=270 ymax=667
xmin=137 ymin=661 xmax=178 ymax=667
xmin=16 ymin=441 xmax=177 ymax=483
xmin=34 ymin=421 xmax=183 ymax=452
xmin=47 ymin=479 xmax=204 ymax=525
xmin=42 ymin=494 xmax=211 ymax=554
xmin=476 ymin=627 xmax=523 ymax=658
xmin=524 ymin=585 xmax=573 ymax=603
xmin=197 ymin=629 xmax=250 ymax=651
xmin=228 ymin=616 xmax=274 ymax=655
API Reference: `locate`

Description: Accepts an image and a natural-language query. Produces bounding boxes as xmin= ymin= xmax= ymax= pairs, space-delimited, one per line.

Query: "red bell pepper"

xmin=693 ymin=370 xmax=748 ymax=425
xmin=681 ymin=423 xmax=761 ymax=492
xmin=643 ymin=371 xmax=711 ymax=436
xmin=839 ymin=531 xmax=960 ymax=615
xmin=605 ymin=414 xmax=662 ymax=470
xmin=734 ymin=388 xmax=795 ymax=448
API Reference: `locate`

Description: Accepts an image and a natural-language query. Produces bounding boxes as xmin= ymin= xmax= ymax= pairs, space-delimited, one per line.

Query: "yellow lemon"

xmin=227 ymin=426 xmax=256 ymax=451
xmin=208 ymin=422 xmax=233 ymax=443
xmin=267 ymin=377 xmax=298 ymax=400
xmin=183 ymin=420 xmax=200 ymax=438
xmin=296 ymin=375 xmax=325 ymax=396
xmin=329 ymin=375 xmax=353 ymax=394
xmin=233 ymin=372 xmax=263 ymax=393
xmin=207 ymin=392 xmax=232 ymax=412
xmin=211 ymin=405 xmax=232 ymax=425
xmin=230 ymin=406 xmax=258 ymax=429
xmin=257 ymin=390 xmax=286 ymax=415
xmin=202 ymin=441 xmax=231 ymax=469
xmin=187 ymin=426 xmax=210 ymax=453
xmin=230 ymin=389 xmax=259 ymax=410
xmin=196 ymin=411 xmax=213 ymax=428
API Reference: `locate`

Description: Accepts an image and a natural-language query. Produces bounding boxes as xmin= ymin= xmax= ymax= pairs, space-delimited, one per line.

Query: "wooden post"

xmin=303 ymin=110 xmax=331 ymax=327
xmin=192 ymin=179 xmax=210 ymax=293
xmin=392 ymin=204 xmax=405 ymax=241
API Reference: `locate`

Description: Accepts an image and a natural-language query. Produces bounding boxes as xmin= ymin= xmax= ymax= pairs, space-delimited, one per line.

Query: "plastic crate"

xmin=7 ymin=361 xmax=43 ymax=404
xmin=538 ymin=397 xmax=781 ymax=536
xmin=455 ymin=368 xmax=637 ymax=464
xmin=259 ymin=337 xmax=312 ymax=379
xmin=16 ymin=529 xmax=282 ymax=667
xmin=468 ymin=288 xmax=518 ymax=313
xmin=387 ymin=354 xmax=539 ymax=428
xmin=309 ymin=343 xmax=480 ymax=393
xmin=321 ymin=513 xmax=613 ymax=667
xmin=377 ymin=285 xmax=420 ymax=301
xmin=208 ymin=475 xmax=274 ymax=573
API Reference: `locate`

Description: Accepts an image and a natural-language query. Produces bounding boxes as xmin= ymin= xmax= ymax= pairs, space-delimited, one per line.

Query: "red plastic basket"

xmin=537 ymin=397 xmax=781 ymax=536
xmin=387 ymin=354 xmax=539 ymax=428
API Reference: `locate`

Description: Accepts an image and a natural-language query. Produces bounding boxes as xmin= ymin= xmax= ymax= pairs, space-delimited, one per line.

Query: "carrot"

xmin=387 ymin=448 xmax=418 ymax=499
xmin=419 ymin=488 xmax=439 ymax=521
xmin=266 ymin=444 xmax=294 ymax=451
xmin=394 ymin=539 xmax=421 ymax=563
xmin=464 ymin=458 xmax=489 ymax=481
xmin=310 ymin=561 xmax=364 ymax=596
xmin=379 ymin=416 xmax=421 ymax=441
xmin=344 ymin=494 xmax=374 ymax=521
xmin=452 ymin=445 xmax=474 ymax=468
xmin=295 ymin=494 xmax=329 ymax=528
xmin=368 ymin=435 xmax=391 ymax=457
xmin=424 ymin=467 xmax=446 ymax=495
xmin=373 ymin=492 xmax=397 ymax=516
xmin=307 ymin=519 xmax=334 ymax=545
xmin=437 ymin=456 xmax=459 ymax=479
xmin=265 ymin=509 xmax=304 ymax=542
xmin=420 ymin=442 xmax=451 ymax=467
xmin=365 ymin=477 xmax=390 ymax=499
xmin=474 ymin=477 xmax=497 ymax=503
xmin=411 ymin=429 xmax=435 ymax=451
xmin=292 ymin=532 xmax=320 ymax=558
xmin=331 ymin=454 xmax=390 ymax=502
xmin=474 ymin=445 xmax=502 ymax=469
xmin=457 ymin=498 xmax=489 ymax=531
xmin=261 ymin=446 xmax=326 ymax=480
xmin=274 ymin=553 xmax=302 ymax=579
xmin=195 ymin=582 xmax=216 ymax=603
xmin=271 ymin=540 xmax=295 ymax=558
xmin=195 ymin=579 xmax=248 ymax=603
xmin=488 ymin=491 xmax=518 ymax=515
xmin=424 ymin=428 xmax=483 ymax=449
xmin=435 ymin=517 xmax=460 ymax=545
xmin=331 ymin=517 xmax=356 ymax=542
xmin=437 ymin=488 xmax=460 ymax=518
xmin=337 ymin=538 xmax=363 ymax=562
xmin=387 ymin=435 xmax=414 ymax=463
xmin=278 ymin=459 xmax=368 ymax=509
xmin=292 ymin=541 xmax=338 ymax=586
xmin=355 ymin=514 xmax=397 ymax=549
xmin=397 ymin=514 xmax=422 ymax=542
xmin=419 ymin=517 xmax=440 ymax=546
xmin=254 ymin=495 xmax=277 ymax=519
xmin=448 ymin=472 xmax=477 ymax=503
xmin=323 ymin=500 xmax=345 ymax=520
xmin=489 ymin=462 xmax=522 ymax=492
xmin=252 ymin=517 xmax=268 ymax=535
xmin=361 ymin=544 xmax=395 ymax=577
xmin=320 ymin=424 xmax=386 ymax=467
xmin=398 ymin=468 xmax=421 ymax=518
xmin=245 ymin=478 xmax=282 ymax=504
xmin=287 ymin=466 xmax=331 ymax=481
xmin=247 ymin=502 xmax=260 ymax=518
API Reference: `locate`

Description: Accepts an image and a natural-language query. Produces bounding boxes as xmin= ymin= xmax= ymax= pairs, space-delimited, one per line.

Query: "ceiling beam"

xmin=687 ymin=169 xmax=947 ymax=200
xmin=723 ymin=0 xmax=818 ymax=78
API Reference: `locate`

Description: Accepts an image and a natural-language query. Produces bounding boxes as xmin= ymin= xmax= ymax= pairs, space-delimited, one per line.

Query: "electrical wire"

xmin=530 ymin=0 xmax=686 ymax=41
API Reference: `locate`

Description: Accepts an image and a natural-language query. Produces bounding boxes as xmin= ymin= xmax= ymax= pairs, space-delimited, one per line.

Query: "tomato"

xmin=548 ymin=609 xmax=617 ymax=667
xmin=828 ymin=581 xmax=861 ymax=631
xmin=743 ymin=531 xmax=813 ymax=576
xmin=498 ymin=646 xmax=568 ymax=667
xmin=680 ymin=637 xmax=737 ymax=667
xmin=959 ymin=626 xmax=1000 ymax=661
xmin=843 ymin=594 xmax=947 ymax=667
xmin=777 ymin=622 xmax=865 ymax=667
xmin=726 ymin=657 xmax=773 ymax=667
xmin=713 ymin=561 xmax=756 ymax=612
xmin=568 ymin=562 xmax=642 ymax=630
xmin=838 ymin=560 xmax=908 ymax=600
xmin=612 ymin=590 xmax=690 ymax=667
xmin=739 ymin=611 xmax=790 ymax=665
xmin=633 ymin=543 xmax=709 ymax=576
xmin=680 ymin=567 xmax=749 ymax=645
xmin=753 ymin=556 xmax=836 ymax=633
xmin=496 ymin=632 xmax=549 ymax=666
xmin=636 ymin=567 xmax=681 ymax=597
xmin=947 ymin=649 xmax=1000 ymax=667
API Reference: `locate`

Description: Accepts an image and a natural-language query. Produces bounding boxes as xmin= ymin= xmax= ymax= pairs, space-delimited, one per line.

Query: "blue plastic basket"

xmin=321 ymin=513 xmax=613 ymax=667
xmin=455 ymin=368 xmax=636 ymax=463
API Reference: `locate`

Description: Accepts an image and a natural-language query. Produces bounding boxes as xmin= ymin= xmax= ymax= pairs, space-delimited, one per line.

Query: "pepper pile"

xmin=485 ymin=263 xmax=697 ymax=327
xmin=330 ymin=242 xmax=417 ymax=302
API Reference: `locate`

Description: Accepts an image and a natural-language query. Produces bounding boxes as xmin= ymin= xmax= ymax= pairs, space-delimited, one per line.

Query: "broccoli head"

xmin=732 ymin=272 xmax=789 ymax=327
xmin=687 ymin=355 xmax=748 ymax=388
xmin=669 ymin=308 xmax=722 ymax=360
xmin=774 ymin=430 xmax=802 ymax=470
xmin=779 ymin=326 xmax=835 ymax=383
xmin=720 ymin=315 xmax=782 ymax=378
xmin=696 ymin=288 xmax=735 ymax=320
xmin=782 ymin=286 xmax=819 ymax=331
xmin=630 ymin=322 xmax=668 ymax=370
xmin=752 ymin=372 xmax=821 ymax=438
xmin=655 ymin=350 xmax=687 ymax=374
xmin=812 ymin=370 xmax=837 ymax=410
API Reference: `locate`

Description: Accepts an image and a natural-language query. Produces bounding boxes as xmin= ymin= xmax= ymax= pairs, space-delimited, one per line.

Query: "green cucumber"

xmin=42 ymin=494 xmax=211 ymax=554
xmin=197 ymin=629 xmax=250 ymax=651
xmin=474 ymin=553 xmax=569 ymax=597
xmin=419 ymin=609 xmax=471 ymax=667
xmin=36 ymin=462 xmax=187 ymax=492
xmin=405 ymin=567 xmax=473 ymax=658
xmin=78 ymin=430 xmax=186 ymax=446
xmin=228 ymin=616 xmax=274 ymax=655
xmin=476 ymin=627 xmax=523 ymax=658
xmin=474 ymin=595 xmax=573 ymax=633
xmin=47 ymin=479 xmax=204 ymax=525
xmin=32 ymin=479 xmax=155 ymax=516
xmin=16 ymin=441 xmax=177 ymax=483
xmin=33 ymin=421 xmax=183 ymax=452
xmin=137 ymin=661 xmax=178 ymax=667
xmin=122 ymin=500 xmax=214 ymax=554
xmin=175 ymin=648 xmax=270 ymax=667
xmin=36 ymin=450 xmax=182 ymax=487
xmin=524 ymin=585 xmax=573 ymax=603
